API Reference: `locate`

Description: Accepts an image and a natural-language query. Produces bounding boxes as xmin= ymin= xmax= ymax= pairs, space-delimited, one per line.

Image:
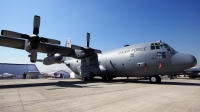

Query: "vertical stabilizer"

xmin=66 ymin=38 xmax=71 ymax=48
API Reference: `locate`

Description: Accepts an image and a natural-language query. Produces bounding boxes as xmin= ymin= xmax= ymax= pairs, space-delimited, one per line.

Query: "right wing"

xmin=0 ymin=36 xmax=74 ymax=56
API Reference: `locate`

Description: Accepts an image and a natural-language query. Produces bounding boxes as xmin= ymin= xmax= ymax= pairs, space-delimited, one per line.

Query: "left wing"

xmin=0 ymin=36 xmax=25 ymax=50
xmin=0 ymin=36 xmax=74 ymax=56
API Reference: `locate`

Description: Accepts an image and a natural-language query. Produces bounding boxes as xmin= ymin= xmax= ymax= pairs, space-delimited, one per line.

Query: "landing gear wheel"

xmin=149 ymin=75 xmax=161 ymax=84
xmin=89 ymin=75 xmax=94 ymax=81
xmin=102 ymin=76 xmax=107 ymax=81
xmin=108 ymin=77 xmax=113 ymax=81
xmin=81 ymin=78 xmax=88 ymax=81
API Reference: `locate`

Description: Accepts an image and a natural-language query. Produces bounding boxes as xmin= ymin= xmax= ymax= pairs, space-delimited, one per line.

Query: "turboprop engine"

xmin=43 ymin=54 xmax=65 ymax=65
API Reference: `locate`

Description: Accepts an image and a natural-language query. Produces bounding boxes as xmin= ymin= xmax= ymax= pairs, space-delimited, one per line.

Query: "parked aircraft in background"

xmin=0 ymin=73 xmax=16 ymax=79
xmin=0 ymin=15 xmax=197 ymax=83
xmin=182 ymin=67 xmax=200 ymax=79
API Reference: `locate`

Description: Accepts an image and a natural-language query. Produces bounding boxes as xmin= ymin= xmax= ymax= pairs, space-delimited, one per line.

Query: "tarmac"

xmin=0 ymin=77 xmax=200 ymax=112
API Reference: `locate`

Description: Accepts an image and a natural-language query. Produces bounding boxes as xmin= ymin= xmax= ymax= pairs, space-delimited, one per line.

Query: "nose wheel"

xmin=149 ymin=75 xmax=161 ymax=84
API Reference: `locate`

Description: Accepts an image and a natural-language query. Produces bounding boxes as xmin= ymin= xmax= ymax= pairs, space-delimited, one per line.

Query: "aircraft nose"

xmin=171 ymin=53 xmax=197 ymax=71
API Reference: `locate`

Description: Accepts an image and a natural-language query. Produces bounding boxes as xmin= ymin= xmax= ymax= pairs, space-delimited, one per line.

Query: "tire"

xmin=149 ymin=75 xmax=161 ymax=84
xmin=102 ymin=76 xmax=107 ymax=80
xmin=89 ymin=76 xmax=94 ymax=81
xmin=82 ymin=78 xmax=88 ymax=81
xmin=107 ymin=77 xmax=113 ymax=81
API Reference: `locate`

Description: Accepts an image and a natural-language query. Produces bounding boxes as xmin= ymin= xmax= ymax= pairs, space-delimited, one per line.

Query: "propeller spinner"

xmin=1 ymin=15 xmax=61 ymax=62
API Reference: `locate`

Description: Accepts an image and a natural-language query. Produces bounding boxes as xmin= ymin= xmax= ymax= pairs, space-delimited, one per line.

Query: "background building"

xmin=0 ymin=63 xmax=40 ymax=79
xmin=54 ymin=70 xmax=70 ymax=78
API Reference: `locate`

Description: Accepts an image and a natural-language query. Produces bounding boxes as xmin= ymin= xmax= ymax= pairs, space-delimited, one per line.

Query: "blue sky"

xmin=0 ymin=0 xmax=199 ymax=72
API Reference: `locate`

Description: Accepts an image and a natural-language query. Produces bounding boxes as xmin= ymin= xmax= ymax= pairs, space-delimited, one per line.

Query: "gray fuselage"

xmin=66 ymin=41 xmax=196 ymax=78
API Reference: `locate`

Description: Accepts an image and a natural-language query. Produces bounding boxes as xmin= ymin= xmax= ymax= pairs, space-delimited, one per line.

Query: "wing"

xmin=0 ymin=36 xmax=74 ymax=56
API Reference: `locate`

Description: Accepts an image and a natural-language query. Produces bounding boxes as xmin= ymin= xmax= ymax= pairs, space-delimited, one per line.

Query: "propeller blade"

xmin=71 ymin=45 xmax=84 ymax=50
xmin=87 ymin=33 xmax=90 ymax=47
xmin=33 ymin=15 xmax=40 ymax=35
xmin=1 ymin=30 xmax=30 ymax=39
xmin=85 ymin=58 xmax=90 ymax=67
xmin=40 ymin=37 xmax=60 ymax=45
xmin=1 ymin=30 xmax=22 ymax=38
xmin=30 ymin=49 xmax=37 ymax=63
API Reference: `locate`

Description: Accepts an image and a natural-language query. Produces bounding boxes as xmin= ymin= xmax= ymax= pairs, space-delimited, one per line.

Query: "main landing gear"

xmin=101 ymin=76 xmax=113 ymax=81
xmin=81 ymin=75 xmax=94 ymax=81
xmin=149 ymin=75 xmax=161 ymax=84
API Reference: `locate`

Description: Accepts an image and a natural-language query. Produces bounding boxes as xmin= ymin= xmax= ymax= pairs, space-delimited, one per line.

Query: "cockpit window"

xmin=163 ymin=44 xmax=169 ymax=48
xmin=162 ymin=52 xmax=166 ymax=58
xmin=157 ymin=52 xmax=166 ymax=58
xmin=163 ymin=44 xmax=177 ymax=54
xmin=151 ymin=46 xmax=155 ymax=50
xmin=150 ymin=43 xmax=161 ymax=50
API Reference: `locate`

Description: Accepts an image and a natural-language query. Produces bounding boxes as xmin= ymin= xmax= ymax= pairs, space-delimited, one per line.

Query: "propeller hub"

xmin=29 ymin=42 xmax=38 ymax=49
xmin=85 ymin=46 xmax=91 ymax=50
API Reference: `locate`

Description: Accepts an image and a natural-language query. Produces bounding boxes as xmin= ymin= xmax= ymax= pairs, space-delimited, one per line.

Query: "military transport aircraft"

xmin=0 ymin=15 xmax=197 ymax=83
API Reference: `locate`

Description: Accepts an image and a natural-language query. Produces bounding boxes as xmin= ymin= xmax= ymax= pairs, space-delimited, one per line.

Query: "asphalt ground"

xmin=0 ymin=77 xmax=200 ymax=112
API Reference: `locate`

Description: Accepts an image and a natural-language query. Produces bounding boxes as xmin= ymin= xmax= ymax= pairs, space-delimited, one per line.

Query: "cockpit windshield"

xmin=150 ymin=40 xmax=177 ymax=55
xmin=162 ymin=43 xmax=177 ymax=54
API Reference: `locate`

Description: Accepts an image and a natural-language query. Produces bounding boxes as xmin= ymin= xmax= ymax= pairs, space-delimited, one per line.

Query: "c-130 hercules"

xmin=0 ymin=15 xmax=197 ymax=83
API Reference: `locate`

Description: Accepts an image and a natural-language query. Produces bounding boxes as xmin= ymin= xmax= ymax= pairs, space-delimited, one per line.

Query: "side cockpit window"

xmin=151 ymin=43 xmax=161 ymax=50
xmin=156 ymin=46 xmax=160 ymax=49
xmin=157 ymin=52 xmax=166 ymax=59
xmin=151 ymin=46 xmax=155 ymax=50
xmin=162 ymin=52 xmax=166 ymax=58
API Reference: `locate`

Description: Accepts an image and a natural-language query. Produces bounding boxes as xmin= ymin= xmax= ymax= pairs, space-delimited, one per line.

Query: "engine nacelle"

xmin=74 ymin=50 xmax=85 ymax=59
xmin=43 ymin=54 xmax=65 ymax=65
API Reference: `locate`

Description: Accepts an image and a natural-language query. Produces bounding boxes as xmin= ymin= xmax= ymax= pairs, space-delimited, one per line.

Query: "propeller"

xmin=1 ymin=15 xmax=61 ymax=62
xmin=71 ymin=33 xmax=101 ymax=67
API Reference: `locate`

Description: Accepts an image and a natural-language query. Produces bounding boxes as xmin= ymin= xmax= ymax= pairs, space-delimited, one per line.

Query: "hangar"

xmin=0 ymin=63 xmax=40 ymax=79
xmin=54 ymin=70 xmax=70 ymax=78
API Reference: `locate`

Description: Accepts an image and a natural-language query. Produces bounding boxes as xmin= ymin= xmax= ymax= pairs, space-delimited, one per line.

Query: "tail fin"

xmin=61 ymin=38 xmax=71 ymax=62
xmin=66 ymin=38 xmax=71 ymax=48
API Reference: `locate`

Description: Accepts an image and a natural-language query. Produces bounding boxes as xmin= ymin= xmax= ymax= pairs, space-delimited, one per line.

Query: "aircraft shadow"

xmin=104 ymin=78 xmax=200 ymax=86
xmin=0 ymin=80 xmax=102 ymax=89
xmin=0 ymin=78 xmax=200 ymax=89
